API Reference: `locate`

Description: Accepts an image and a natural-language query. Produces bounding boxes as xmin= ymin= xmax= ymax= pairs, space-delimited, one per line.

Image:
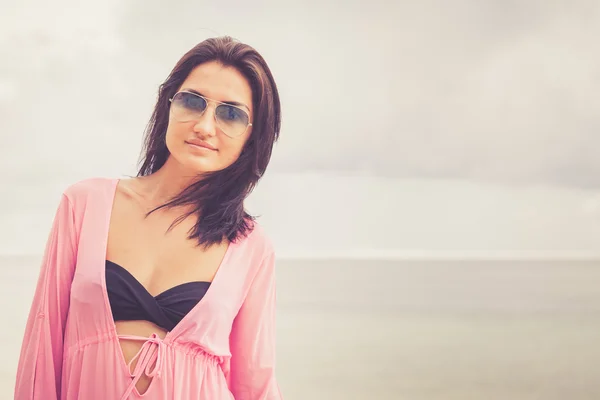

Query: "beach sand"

xmin=1 ymin=256 xmax=599 ymax=399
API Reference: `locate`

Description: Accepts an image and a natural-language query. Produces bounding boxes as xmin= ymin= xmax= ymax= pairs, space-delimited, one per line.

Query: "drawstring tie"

xmin=118 ymin=333 xmax=165 ymax=400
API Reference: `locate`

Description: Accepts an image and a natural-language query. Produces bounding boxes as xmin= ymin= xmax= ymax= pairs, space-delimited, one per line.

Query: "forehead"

xmin=181 ymin=61 xmax=253 ymax=113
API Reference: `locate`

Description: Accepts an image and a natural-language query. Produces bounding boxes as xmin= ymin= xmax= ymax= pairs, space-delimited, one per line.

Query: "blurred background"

xmin=1 ymin=0 xmax=600 ymax=399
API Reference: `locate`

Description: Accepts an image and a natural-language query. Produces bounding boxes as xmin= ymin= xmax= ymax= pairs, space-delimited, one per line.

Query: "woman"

xmin=14 ymin=36 xmax=283 ymax=400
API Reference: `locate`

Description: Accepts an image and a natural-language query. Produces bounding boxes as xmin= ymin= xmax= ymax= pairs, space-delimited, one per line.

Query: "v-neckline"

xmin=99 ymin=177 xmax=237 ymax=344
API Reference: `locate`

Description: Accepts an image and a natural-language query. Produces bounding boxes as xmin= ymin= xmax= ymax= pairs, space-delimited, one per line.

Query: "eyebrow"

xmin=182 ymin=88 xmax=250 ymax=112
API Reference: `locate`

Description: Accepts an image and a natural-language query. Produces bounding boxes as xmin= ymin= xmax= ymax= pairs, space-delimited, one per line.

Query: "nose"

xmin=192 ymin=105 xmax=217 ymax=138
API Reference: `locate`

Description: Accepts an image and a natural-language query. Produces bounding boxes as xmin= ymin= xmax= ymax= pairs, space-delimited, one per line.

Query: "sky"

xmin=1 ymin=0 xmax=599 ymax=257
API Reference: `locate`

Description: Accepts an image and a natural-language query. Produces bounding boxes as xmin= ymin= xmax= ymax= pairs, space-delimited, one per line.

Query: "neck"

xmin=139 ymin=156 xmax=204 ymax=207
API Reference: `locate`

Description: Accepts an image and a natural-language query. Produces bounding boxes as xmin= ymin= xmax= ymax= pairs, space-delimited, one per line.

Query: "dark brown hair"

xmin=137 ymin=36 xmax=281 ymax=248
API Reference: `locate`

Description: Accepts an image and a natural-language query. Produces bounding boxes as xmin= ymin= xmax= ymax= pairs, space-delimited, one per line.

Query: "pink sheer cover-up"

xmin=14 ymin=177 xmax=283 ymax=400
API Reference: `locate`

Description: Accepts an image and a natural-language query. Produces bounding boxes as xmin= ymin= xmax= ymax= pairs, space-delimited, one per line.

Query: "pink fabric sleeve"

xmin=14 ymin=194 xmax=77 ymax=400
xmin=228 ymin=251 xmax=283 ymax=399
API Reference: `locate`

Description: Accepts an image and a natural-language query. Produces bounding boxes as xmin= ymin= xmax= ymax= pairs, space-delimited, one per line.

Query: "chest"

xmin=105 ymin=195 xmax=228 ymax=298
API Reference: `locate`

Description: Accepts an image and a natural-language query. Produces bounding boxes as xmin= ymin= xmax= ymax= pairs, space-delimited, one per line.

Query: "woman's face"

xmin=165 ymin=61 xmax=254 ymax=175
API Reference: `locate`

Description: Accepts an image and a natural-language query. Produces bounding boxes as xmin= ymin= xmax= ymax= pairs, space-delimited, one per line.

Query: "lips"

xmin=185 ymin=139 xmax=217 ymax=151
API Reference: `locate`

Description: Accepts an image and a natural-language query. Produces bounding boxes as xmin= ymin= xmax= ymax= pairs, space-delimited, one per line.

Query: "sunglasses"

xmin=169 ymin=91 xmax=252 ymax=138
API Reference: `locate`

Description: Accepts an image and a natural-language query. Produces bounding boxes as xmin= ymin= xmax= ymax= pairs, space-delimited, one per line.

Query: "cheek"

xmin=218 ymin=138 xmax=247 ymax=165
xmin=165 ymin=120 xmax=183 ymax=139
xmin=165 ymin=122 xmax=188 ymax=151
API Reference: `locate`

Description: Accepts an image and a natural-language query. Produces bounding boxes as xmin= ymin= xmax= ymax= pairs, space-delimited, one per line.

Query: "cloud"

xmin=266 ymin=1 xmax=600 ymax=188
xmin=1 ymin=0 xmax=599 ymax=189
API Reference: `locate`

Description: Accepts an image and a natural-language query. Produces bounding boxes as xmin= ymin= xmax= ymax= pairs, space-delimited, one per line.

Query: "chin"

xmin=184 ymin=159 xmax=223 ymax=175
xmin=192 ymin=157 xmax=235 ymax=174
xmin=170 ymin=143 xmax=240 ymax=174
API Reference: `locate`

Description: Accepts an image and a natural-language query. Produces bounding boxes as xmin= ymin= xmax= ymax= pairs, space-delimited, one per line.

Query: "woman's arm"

xmin=14 ymin=193 xmax=78 ymax=400
xmin=229 ymin=251 xmax=283 ymax=399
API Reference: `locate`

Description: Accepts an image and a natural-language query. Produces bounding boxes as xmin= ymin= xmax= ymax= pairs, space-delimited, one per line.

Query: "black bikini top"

xmin=105 ymin=260 xmax=210 ymax=331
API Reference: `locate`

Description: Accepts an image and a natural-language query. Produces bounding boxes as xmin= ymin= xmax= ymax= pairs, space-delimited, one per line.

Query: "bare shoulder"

xmin=115 ymin=176 xmax=160 ymax=203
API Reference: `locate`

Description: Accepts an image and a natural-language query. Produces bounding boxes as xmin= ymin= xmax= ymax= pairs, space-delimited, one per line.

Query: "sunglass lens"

xmin=215 ymin=105 xmax=249 ymax=137
xmin=171 ymin=92 xmax=207 ymax=121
